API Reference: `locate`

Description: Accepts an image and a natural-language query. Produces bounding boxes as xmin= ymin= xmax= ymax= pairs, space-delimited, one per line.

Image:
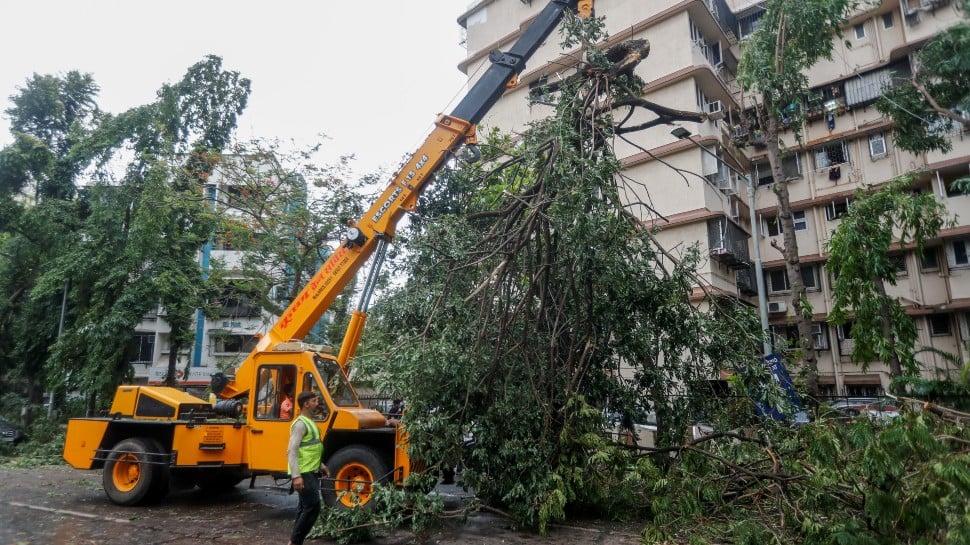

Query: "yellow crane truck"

xmin=63 ymin=0 xmax=593 ymax=508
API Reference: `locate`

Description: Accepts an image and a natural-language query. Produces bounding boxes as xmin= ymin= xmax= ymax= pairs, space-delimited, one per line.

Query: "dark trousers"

xmin=290 ymin=472 xmax=322 ymax=545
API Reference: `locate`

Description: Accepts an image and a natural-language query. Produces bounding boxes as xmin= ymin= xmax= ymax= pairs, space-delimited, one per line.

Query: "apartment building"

xmin=130 ymin=158 xmax=314 ymax=385
xmin=458 ymin=0 xmax=970 ymax=396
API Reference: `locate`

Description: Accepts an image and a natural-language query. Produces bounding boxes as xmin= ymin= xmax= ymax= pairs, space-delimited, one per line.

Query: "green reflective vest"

xmin=292 ymin=414 xmax=323 ymax=474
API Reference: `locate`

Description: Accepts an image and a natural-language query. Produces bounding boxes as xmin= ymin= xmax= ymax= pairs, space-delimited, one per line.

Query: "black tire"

xmin=102 ymin=438 xmax=169 ymax=506
xmin=195 ymin=469 xmax=246 ymax=493
xmin=322 ymin=446 xmax=389 ymax=510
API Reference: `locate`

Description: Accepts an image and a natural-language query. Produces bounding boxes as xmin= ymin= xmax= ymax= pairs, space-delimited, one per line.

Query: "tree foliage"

xmin=0 ymin=56 xmax=251 ymax=414
xmin=825 ymin=177 xmax=953 ymax=386
xmin=204 ymin=139 xmax=368 ymax=348
xmin=736 ymin=0 xmax=855 ymax=398
xmin=877 ymin=0 xmax=970 ymax=154
xmin=359 ymin=15 xmax=762 ymax=530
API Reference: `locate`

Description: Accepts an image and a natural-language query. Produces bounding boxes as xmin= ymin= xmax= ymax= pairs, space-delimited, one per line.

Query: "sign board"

xmin=147 ymin=366 xmax=215 ymax=385
xmin=755 ymin=353 xmax=803 ymax=421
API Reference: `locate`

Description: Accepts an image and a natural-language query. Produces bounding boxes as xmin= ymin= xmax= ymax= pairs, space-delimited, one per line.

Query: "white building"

xmin=459 ymin=0 xmax=970 ymax=396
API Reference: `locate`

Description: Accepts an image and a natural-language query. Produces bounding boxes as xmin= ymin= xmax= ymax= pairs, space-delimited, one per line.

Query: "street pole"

xmin=672 ymin=127 xmax=771 ymax=355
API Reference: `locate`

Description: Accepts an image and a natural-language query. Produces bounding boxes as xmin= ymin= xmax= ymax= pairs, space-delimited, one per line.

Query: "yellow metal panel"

xmin=171 ymin=424 xmax=246 ymax=466
xmin=393 ymin=426 xmax=411 ymax=484
xmin=331 ymin=408 xmax=386 ymax=430
xmin=244 ymin=420 xmax=291 ymax=473
xmin=108 ymin=387 xmax=139 ymax=415
xmin=141 ymin=386 xmax=208 ymax=406
xmin=63 ymin=419 xmax=109 ymax=469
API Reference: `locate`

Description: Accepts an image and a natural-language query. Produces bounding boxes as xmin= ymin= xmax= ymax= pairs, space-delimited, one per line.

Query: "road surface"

xmin=0 ymin=465 xmax=643 ymax=545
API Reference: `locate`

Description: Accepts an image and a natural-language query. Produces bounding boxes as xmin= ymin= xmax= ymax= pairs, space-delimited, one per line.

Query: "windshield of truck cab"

xmin=315 ymin=356 xmax=359 ymax=407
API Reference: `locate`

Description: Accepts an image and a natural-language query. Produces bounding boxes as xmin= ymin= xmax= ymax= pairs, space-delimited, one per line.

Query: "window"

xmin=782 ymin=153 xmax=802 ymax=179
xmin=847 ymin=384 xmax=883 ymax=397
xmin=812 ymin=322 xmax=829 ymax=350
xmin=800 ymin=264 xmax=819 ymax=291
xmin=945 ymin=177 xmax=970 ymax=197
xmin=890 ymin=254 xmax=908 ymax=276
xmin=837 ymin=320 xmax=855 ymax=356
xmin=854 ymin=23 xmax=866 ymax=39
xmin=738 ymin=9 xmax=764 ymax=39
xmin=837 ymin=321 xmax=854 ymax=340
xmin=825 ymin=198 xmax=852 ymax=221
xmin=815 ymin=141 xmax=849 ymax=169
xmin=130 ymin=333 xmax=155 ymax=364
xmin=215 ymin=334 xmax=257 ymax=354
xmin=767 ymin=268 xmax=790 ymax=293
xmin=755 ymin=155 xmax=802 ymax=185
xmin=214 ymin=283 xmax=263 ymax=317
xmin=869 ymin=133 xmax=887 ymax=157
xmin=771 ymin=324 xmax=799 ymax=351
xmin=920 ymin=248 xmax=940 ymax=271
xmin=947 ymin=239 xmax=970 ymax=268
xmin=882 ymin=12 xmax=894 ymax=29
xmin=793 ymin=210 xmax=808 ymax=231
xmin=213 ymin=232 xmax=236 ymax=251
xmin=755 ymin=162 xmax=774 ymax=186
xmin=928 ymin=315 xmax=952 ymax=336
xmin=695 ymin=86 xmax=710 ymax=110
xmin=254 ymin=365 xmax=297 ymax=420
xmin=763 ymin=215 xmax=782 ymax=237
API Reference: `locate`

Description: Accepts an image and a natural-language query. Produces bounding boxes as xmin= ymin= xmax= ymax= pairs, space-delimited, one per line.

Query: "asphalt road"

xmin=0 ymin=465 xmax=643 ymax=545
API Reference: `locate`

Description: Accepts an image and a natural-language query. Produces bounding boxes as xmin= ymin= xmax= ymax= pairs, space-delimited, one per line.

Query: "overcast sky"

xmin=0 ymin=0 xmax=471 ymax=175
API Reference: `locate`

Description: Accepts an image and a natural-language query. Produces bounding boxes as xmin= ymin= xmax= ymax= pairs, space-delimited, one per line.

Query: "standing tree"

xmin=736 ymin=0 xmax=855 ymax=400
xmin=358 ymin=21 xmax=761 ymax=529
xmin=0 ymin=72 xmax=104 ymax=423
xmin=826 ymin=177 xmax=952 ymax=391
xmin=21 ymin=56 xmax=250 ymax=406
xmin=877 ymin=0 xmax=970 ymax=155
xmin=204 ymin=139 xmax=367 ymax=350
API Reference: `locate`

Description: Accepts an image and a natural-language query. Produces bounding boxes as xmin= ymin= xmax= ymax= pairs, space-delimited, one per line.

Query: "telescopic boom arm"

xmin=219 ymin=0 xmax=590 ymax=398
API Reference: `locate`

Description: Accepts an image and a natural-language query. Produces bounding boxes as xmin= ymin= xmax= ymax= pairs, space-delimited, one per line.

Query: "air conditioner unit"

xmin=718 ymin=176 xmax=737 ymax=196
xmin=768 ymin=301 xmax=787 ymax=313
xmin=706 ymin=100 xmax=724 ymax=121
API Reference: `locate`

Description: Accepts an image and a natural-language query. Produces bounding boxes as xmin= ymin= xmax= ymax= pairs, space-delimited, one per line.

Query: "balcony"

xmin=735 ymin=262 xmax=758 ymax=295
xmin=708 ymin=218 xmax=751 ymax=269
xmin=702 ymin=0 xmax=740 ymax=43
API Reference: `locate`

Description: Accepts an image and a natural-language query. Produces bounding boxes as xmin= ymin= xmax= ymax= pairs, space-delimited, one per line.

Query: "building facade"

xmin=130 ymin=159 xmax=326 ymax=386
xmin=458 ymin=0 xmax=970 ymax=396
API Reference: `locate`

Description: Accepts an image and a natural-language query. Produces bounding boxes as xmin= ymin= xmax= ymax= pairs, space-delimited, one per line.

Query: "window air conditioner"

xmin=768 ymin=301 xmax=787 ymax=313
xmin=706 ymin=100 xmax=724 ymax=121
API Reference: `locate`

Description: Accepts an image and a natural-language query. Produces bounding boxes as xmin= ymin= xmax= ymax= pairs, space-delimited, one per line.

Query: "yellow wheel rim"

xmin=334 ymin=463 xmax=375 ymax=507
xmin=111 ymin=453 xmax=141 ymax=493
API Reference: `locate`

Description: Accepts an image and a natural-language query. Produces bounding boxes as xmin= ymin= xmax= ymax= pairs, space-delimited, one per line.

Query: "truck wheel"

xmin=323 ymin=446 xmax=389 ymax=510
xmin=103 ymin=438 xmax=168 ymax=506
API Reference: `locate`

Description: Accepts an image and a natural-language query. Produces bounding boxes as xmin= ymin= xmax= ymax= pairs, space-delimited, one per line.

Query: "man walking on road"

xmin=287 ymin=392 xmax=329 ymax=545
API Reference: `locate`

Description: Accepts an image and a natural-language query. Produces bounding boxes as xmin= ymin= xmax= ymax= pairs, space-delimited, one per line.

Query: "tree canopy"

xmin=877 ymin=0 xmax=970 ymax=154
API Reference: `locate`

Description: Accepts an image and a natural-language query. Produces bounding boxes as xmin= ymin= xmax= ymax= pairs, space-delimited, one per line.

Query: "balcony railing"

xmin=703 ymin=0 xmax=740 ymax=42
xmin=708 ymin=218 xmax=751 ymax=269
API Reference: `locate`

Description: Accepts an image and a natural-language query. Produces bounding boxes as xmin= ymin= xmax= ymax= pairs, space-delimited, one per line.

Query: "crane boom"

xmin=220 ymin=0 xmax=588 ymax=398
xmin=64 ymin=0 xmax=595 ymax=509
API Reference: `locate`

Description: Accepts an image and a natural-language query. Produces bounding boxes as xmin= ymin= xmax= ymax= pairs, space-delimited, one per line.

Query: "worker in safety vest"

xmin=286 ymin=392 xmax=330 ymax=545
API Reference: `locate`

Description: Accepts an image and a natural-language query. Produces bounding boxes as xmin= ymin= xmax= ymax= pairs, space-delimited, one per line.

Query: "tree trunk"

xmin=874 ymin=277 xmax=904 ymax=393
xmin=166 ymin=322 xmax=183 ymax=387
xmin=765 ymin=115 xmax=819 ymax=401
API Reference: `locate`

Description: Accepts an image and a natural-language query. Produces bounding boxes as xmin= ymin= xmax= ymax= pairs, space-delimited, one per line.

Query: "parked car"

xmin=829 ymin=397 xmax=900 ymax=421
xmin=605 ymin=410 xmax=657 ymax=448
xmin=0 ymin=418 xmax=26 ymax=445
